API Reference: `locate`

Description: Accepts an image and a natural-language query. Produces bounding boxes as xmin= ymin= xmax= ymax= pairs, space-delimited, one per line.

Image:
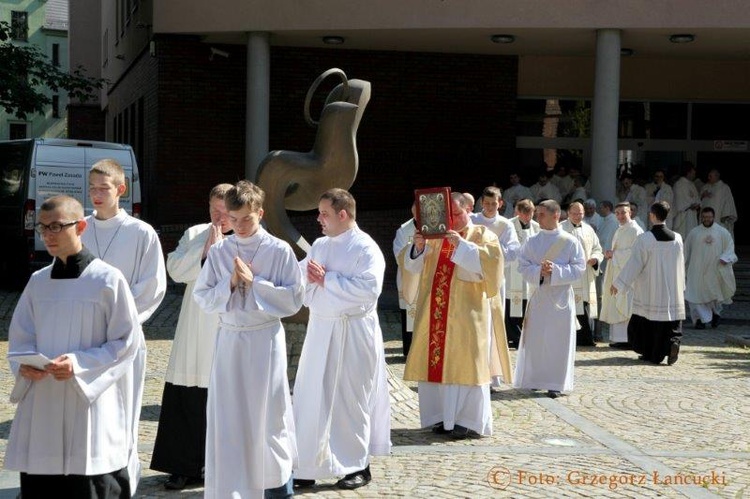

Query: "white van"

xmin=0 ymin=138 xmax=142 ymax=287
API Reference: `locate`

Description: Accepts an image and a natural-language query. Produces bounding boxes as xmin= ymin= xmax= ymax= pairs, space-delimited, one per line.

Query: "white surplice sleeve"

xmin=70 ymin=276 xmax=140 ymax=403
xmin=132 ymin=226 xmax=167 ymax=323
xmin=317 ymin=241 xmax=385 ymax=311
xmin=193 ymin=244 xmax=234 ymax=314
xmin=250 ymin=245 xmax=304 ymax=318
xmin=167 ymin=224 xmax=209 ymax=284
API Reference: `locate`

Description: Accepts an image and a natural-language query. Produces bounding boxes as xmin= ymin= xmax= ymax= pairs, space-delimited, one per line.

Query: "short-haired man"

xmin=471 ymin=186 xmax=519 ymax=383
xmin=700 ymin=168 xmax=738 ymax=239
xmin=403 ymin=192 xmax=512 ymax=437
xmin=505 ymin=198 xmax=540 ymax=349
xmin=514 ymin=200 xmax=585 ymax=398
xmin=684 ymin=207 xmax=737 ymax=329
xmin=611 ymin=201 xmax=686 ymax=365
xmin=561 ymin=201 xmax=604 ymax=346
xmin=293 ymin=188 xmax=391 ymax=490
xmin=150 ymin=183 xmax=233 ymax=490
xmin=600 ymin=202 xmax=644 ymax=347
xmin=5 ymin=195 xmax=141 ymax=497
xmin=81 ymin=158 xmax=167 ymax=494
xmin=193 ymin=180 xmax=304 ymax=497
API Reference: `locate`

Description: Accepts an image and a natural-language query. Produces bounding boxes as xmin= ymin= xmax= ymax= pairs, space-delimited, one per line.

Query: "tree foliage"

xmin=0 ymin=21 xmax=104 ymax=120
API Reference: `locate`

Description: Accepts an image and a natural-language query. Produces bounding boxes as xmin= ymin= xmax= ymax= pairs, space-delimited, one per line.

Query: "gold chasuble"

xmin=402 ymin=225 xmax=512 ymax=386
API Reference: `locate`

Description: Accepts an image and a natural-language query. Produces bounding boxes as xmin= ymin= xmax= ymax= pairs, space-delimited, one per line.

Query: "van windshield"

xmin=0 ymin=141 xmax=32 ymax=203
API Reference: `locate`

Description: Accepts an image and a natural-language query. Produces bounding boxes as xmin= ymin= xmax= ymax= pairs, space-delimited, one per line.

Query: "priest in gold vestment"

xmin=401 ymin=192 xmax=512 ymax=438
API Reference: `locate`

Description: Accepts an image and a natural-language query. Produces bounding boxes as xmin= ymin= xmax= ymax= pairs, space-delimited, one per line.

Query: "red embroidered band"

xmin=427 ymin=238 xmax=457 ymax=382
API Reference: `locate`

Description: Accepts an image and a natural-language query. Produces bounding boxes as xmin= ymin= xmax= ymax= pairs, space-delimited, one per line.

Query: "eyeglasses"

xmin=35 ymin=220 xmax=80 ymax=235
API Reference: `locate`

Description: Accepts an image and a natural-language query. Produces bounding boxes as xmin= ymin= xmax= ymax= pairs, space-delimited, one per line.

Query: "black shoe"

xmin=431 ymin=422 xmax=451 ymax=434
xmin=164 ymin=474 xmax=199 ymax=490
xmin=694 ymin=320 xmax=706 ymax=330
xmin=547 ymin=390 xmax=561 ymax=399
xmin=336 ymin=466 xmax=371 ymax=490
xmin=711 ymin=313 xmax=721 ymax=328
xmin=609 ymin=342 xmax=630 ymax=349
xmin=293 ymin=479 xmax=316 ymax=489
xmin=450 ymin=424 xmax=481 ymax=439
xmin=668 ymin=342 xmax=680 ymax=366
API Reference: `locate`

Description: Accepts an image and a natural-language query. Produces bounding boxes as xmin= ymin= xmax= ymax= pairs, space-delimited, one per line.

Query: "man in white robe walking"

xmin=506 ymin=198 xmax=540 ymax=349
xmin=293 ymin=188 xmax=391 ymax=491
xmin=194 ymin=180 xmax=304 ymax=498
xmin=700 ymin=168 xmax=738 ymax=239
xmin=514 ymin=199 xmax=585 ymax=398
xmin=402 ymin=192 xmax=511 ymax=438
xmin=81 ymin=159 xmax=167 ymax=495
xmin=600 ymin=202 xmax=644 ymax=347
xmin=5 ymin=195 xmax=140 ymax=498
xmin=513 ymin=199 xmax=586 ymax=398
xmin=684 ymin=206 xmax=737 ymax=329
xmin=150 ymin=183 xmax=233 ymax=490
xmin=470 ymin=186 xmax=520 ymax=387
xmin=561 ymin=201 xmax=603 ymax=346
xmin=611 ymin=201 xmax=685 ymax=365
xmin=672 ymin=162 xmax=701 ymax=240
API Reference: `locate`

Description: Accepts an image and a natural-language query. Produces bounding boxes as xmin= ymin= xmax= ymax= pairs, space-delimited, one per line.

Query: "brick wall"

xmin=104 ymin=39 xmax=518 ymax=306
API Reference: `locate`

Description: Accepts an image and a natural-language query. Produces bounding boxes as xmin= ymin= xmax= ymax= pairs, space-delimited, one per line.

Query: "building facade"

xmin=68 ymin=1 xmax=750 ymax=267
xmin=1 ymin=0 xmax=70 ymax=140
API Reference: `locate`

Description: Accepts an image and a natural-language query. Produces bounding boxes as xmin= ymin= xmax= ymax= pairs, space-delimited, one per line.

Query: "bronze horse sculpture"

xmin=256 ymin=68 xmax=371 ymax=258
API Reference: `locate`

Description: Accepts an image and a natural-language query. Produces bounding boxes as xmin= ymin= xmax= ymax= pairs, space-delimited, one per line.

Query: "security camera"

xmin=210 ymin=47 xmax=229 ymax=60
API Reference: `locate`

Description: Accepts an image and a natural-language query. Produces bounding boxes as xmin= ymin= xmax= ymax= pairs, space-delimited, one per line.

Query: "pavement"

xmin=0 ymin=283 xmax=748 ymax=498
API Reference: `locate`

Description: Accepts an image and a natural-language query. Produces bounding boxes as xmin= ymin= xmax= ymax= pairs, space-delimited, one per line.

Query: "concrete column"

xmin=245 ymin=32 xmax=270 ymax=183
xmin=590 ymin=29 xmax=621 ymax=203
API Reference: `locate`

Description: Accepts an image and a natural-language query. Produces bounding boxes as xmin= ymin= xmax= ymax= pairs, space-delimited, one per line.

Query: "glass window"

xmin=618 ymin=102 xmax=688 ymax=139
xmin=11 ymin=11 xmax=28 ymax=41
xmin=0 ymin=140 xmax=31 ymax=201
xmin=691 ymin=103 xmax=750 ymax=140
xmin=52 ymin=43 xmax=60 ymax=67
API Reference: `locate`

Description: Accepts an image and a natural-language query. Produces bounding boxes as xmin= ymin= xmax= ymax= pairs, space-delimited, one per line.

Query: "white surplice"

xmin=194 ymin=227 xmax=304 ymax=497
xmin=294 ymin=225 xmax=391 ymax=480
xmin=613 ymin=229 xmax=686 ymax=322
xmin=82 ymin=209 xmax=167 ymax=324
xmin=513 ymin=228 xmax=585 ymax=392
xmin=561 ymin=220 xmax=603 ymax=317
xmin=5 ymin=260 xmax=140 ymax=476
xmin=470 ymin=211 xmax=520 ymax=302
xmin=165 ymin=223 xmax=218 ymax=387
xmin=507 ymin=217 xmax=540 ymax=317
xmin=700 ymin=180 xmax=738 ymax=238
xmin=599 ymin=220 xmax=644 ymax=342
xmin=684 ymin=222 xmax=737 ymax=323
xmin=672 ymin=176 xmax=700 ymax=240
xmin=502 ymin=184 xmax=534 ymax=218
xmin=393 ymin=218 xmax=417 ymax=330
xmin=81 ymin=208 xmax=167 ymax=495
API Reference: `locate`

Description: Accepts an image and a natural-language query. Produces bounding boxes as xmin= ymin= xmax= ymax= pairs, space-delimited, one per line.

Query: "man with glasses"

xmin=5 ymin=195 xmax=141 ymax=497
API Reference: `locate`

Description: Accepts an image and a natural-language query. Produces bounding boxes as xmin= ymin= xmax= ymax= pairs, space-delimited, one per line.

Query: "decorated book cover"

xmin=414 ymin=187 xmax=452 ymax=238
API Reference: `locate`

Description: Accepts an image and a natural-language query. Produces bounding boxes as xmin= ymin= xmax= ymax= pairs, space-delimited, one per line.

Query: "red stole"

xmin=427 ymin=238 xmax=457 ymax=382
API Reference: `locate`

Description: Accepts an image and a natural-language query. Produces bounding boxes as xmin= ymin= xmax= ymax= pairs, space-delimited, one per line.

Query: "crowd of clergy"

xmin=4 ymin=154 xmax=738 ymax=499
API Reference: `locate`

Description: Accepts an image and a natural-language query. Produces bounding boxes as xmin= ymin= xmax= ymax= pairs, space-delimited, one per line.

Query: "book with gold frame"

xmin=414 ymin=187 xmax=452 ymax=238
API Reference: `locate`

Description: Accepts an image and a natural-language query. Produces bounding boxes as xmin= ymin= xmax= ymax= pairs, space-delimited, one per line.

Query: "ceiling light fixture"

xmin=669 ymin=34 xmax=695 ymax=44
xmin=491 ymin=34 xmax=515 ymax=44
xmin=620 ymin=48 xmax=635 ymax=56
xmin=322 ymin=36 xmax=345 ymax=45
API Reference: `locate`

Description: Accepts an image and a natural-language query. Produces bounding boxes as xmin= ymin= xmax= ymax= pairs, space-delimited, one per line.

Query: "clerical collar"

xmin=572 ymin=223 xmax=582 ymax=228
xmin=520 ymin=221 xmax=530 ymax=230
xmin=51 ymin=248 xmax=96 ymax=279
